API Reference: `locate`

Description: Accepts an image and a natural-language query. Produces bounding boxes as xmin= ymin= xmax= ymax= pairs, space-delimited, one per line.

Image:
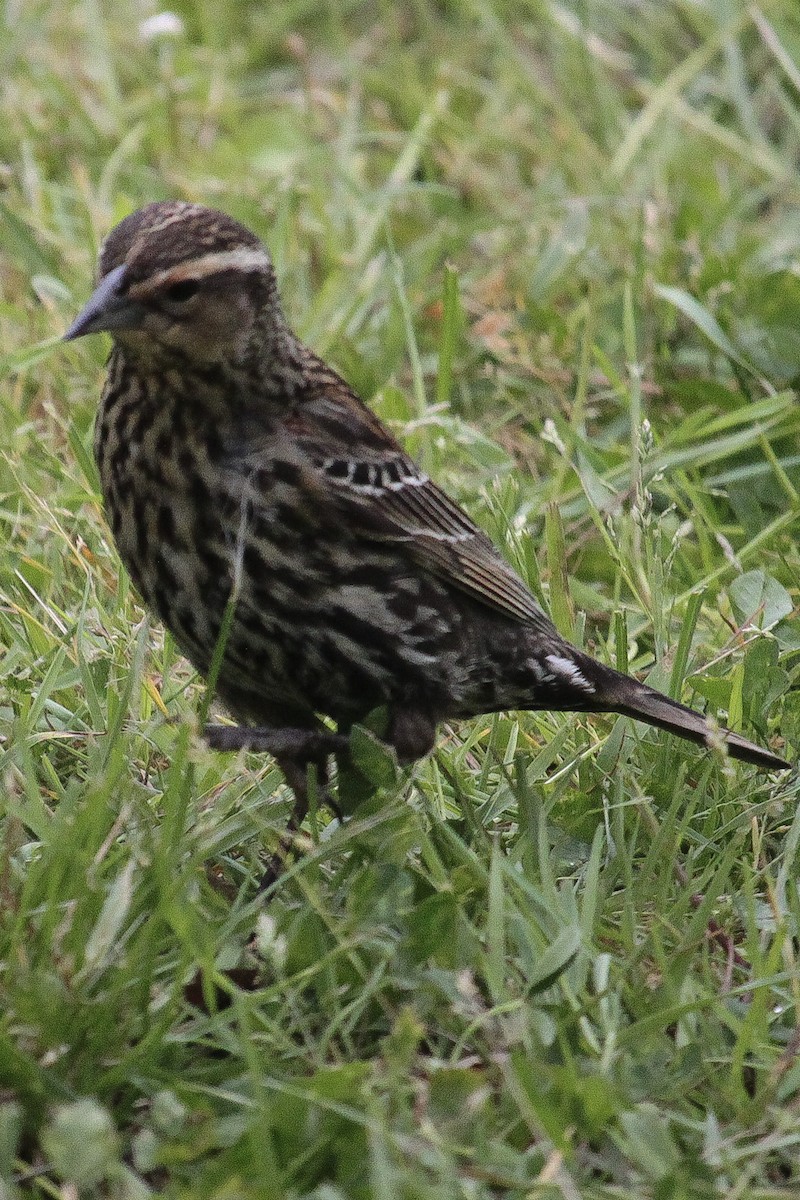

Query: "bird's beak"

xmin=63 ymin=264 xmax=145 ymax=340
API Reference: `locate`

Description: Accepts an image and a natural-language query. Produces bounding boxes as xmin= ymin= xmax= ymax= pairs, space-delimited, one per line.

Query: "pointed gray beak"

xmin=63 ymin=264 xmax=145 ymax=340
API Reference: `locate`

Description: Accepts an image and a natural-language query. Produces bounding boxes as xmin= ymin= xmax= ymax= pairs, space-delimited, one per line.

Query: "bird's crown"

xmin=98 ymin=201 xmax=267 ymax=284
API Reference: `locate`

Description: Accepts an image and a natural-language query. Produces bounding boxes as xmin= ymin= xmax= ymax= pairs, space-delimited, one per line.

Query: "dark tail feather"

xmin=597 ymin=670 xmax=789 ymax=772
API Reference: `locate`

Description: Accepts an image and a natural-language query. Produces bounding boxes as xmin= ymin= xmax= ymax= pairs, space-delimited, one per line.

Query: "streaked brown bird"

xmin=64 ymin=202 xmax=789 ymax=877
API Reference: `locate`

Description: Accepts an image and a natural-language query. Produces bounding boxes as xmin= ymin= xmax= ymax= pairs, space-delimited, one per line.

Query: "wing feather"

xmin=283 ymin=374 xmax=555 ymax=632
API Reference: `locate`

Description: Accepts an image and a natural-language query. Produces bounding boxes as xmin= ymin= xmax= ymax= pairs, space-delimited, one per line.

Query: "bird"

xmin=63 ymin=201 xmax=789 ymax=878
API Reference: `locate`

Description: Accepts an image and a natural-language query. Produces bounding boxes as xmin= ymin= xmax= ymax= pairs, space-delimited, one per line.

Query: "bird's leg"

xmin=203 ymin=724 xmax=345 ymax=890
xmin=257 ymin=754 xmax=334 ymax=891
xmin=257 ymin=758 xmax=309 ymax=892
xmin=204 ymin=723 xmax=348 ymax=759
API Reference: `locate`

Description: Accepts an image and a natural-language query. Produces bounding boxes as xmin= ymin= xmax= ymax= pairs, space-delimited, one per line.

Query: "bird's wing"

xmin=281 ymin=378 xmax=555 ymax=632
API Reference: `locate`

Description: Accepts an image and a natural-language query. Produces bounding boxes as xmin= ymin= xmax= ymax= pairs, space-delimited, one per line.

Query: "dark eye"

xmin=164 ymin=279 xmax=199 ymax=302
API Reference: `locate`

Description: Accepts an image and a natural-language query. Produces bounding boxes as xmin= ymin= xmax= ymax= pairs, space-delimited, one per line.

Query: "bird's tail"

xmin=592 ymin=664 xmax=788 ymax=772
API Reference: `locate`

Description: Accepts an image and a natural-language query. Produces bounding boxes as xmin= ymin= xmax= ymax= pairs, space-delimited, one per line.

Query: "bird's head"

xmin=64 ymin=201 xmax=281 ymax=364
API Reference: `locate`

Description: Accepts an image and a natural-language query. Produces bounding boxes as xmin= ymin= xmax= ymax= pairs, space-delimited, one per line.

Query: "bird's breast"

xmin=93 ymin=362 xmax=525 ymax=724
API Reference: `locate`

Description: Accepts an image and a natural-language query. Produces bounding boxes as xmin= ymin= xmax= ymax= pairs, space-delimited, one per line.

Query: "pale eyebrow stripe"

xmin=137 ymin=247 xmax=272 ymax=292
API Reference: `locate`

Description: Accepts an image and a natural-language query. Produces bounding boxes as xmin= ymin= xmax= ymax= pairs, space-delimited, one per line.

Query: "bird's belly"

xmin=222 ymin=535 xmax=463 ymax=723
xmin=101 ymin=464 xmax=230 ymax=663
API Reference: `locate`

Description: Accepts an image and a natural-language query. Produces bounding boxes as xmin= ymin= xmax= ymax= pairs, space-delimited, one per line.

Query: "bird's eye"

xmin=164 ymin=279 xmax=199 ymax=303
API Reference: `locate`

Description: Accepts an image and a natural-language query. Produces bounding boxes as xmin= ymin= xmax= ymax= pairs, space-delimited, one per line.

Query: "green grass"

xmin=2 ymin=0 xmax=800 ymax=1195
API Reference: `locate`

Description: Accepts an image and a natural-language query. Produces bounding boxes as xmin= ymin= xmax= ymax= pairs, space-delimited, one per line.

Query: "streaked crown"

xmin=98 ymin=201 xmax=267 ymax=283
